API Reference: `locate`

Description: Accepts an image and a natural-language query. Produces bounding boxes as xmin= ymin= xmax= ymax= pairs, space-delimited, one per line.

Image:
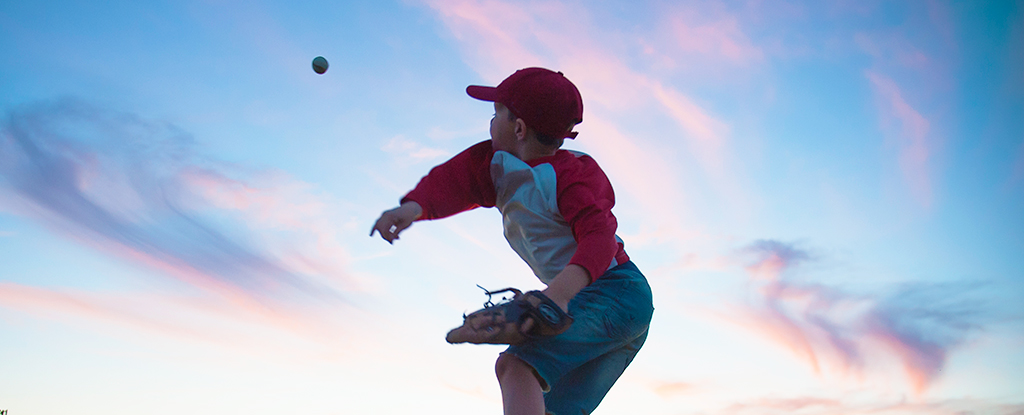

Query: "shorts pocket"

xmin=599 ymin=280 xmax=652 ymax=341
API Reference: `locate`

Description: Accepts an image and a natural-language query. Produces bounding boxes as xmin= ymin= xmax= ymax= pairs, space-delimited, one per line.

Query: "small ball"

xmin=312 ymin=56 xmax=329 ymax=74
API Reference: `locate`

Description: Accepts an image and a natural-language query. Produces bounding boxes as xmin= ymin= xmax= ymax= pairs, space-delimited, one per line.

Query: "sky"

xmin=1 ymin=0 xmax=1022 ymax=414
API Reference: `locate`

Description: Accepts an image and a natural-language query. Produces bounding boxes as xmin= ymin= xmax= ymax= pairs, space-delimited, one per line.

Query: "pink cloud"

xmin=421 ymin=0 xmax=753 ymax=241
xmin=866 ymin=71 xmax=934 ymax=209
xmin=742 ymin=239 xmax=811 ymax=279
xmin=723 ymin=240 xmax=982 ymax=394
xmin=868 ymin=328 xmax=945 ymax=393
xmin=650 ymin=380 xmax=695 ymax=398
xmin=423 ymin=0 xmax=545 ymax=78
xmin=0 ymin=282 xmax=243 ymax=346
xmin=851 ymin=5 xmax=959 ymax=212
xmin=0 ymin=100 xmax=358 ymax=307
xmin=647 ymin=82 xmax=731 ymax=162
xmin=181 ymin=167 xmax=359 ymax=290
xmin=738 ymin=301 xmax=826 ymax=373
xmin=720 ymin=396 xmax=1024 ymax=415
xmin=0 ymin=281 xmax=372 ymax=366
xmin=667 ymin=12 xmax=764 ymax=65
xmin=423 ymin=0 xmax=735 ymax=155
xmin=856 ymin=33 xmax=933 ymax=71
xmin=745 ymin=252 xmax=787 ymax=280
xmin=721 ymin=397 xmax=841 ymax=415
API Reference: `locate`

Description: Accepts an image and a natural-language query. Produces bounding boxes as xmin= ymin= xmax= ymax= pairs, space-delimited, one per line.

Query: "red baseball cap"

xmin=467 ymin=67 xmax=583 ymax=139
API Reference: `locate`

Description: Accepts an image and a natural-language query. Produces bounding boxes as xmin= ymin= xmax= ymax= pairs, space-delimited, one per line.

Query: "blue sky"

xmin=2 ymin=1 xmax=1022 ymax=414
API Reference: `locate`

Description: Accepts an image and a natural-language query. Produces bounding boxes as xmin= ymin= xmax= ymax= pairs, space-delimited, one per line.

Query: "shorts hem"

xmin=500 ymin=349 xmax=552 ymax=392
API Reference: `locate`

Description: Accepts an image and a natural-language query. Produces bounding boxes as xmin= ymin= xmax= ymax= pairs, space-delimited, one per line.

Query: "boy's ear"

xmin=514 ymin=118 xmax=528 ymax=141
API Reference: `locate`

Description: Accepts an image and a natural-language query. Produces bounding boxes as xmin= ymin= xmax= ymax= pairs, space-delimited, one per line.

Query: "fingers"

xmin=390 ymin=218 xmax=412 ymax=236
xmin=369 ymin=217 xmax=396 ymax=244
xmin=370 ymin=209 xmax=412 ymax=244
xmin=470 ymin=314 xmax=506 ymax=330
xmin=370 ymin=202 xmax=423 ymax=244
xmin=520 ymin=317 xmax=535 ymax=334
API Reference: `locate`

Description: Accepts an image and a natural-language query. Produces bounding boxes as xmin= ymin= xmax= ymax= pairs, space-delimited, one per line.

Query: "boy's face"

xmin=490 ymin=102 xmax=517 ymax=153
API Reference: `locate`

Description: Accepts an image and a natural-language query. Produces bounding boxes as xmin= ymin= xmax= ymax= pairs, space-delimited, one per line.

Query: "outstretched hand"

xmin=370 ymin=201 xmax=423 ymax=244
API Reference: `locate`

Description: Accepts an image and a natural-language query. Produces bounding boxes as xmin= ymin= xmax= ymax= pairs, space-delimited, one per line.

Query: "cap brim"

xmin=466 ymin=85 xmax=498 ymax=101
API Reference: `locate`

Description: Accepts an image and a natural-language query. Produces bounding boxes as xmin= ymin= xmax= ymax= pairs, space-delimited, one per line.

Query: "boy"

xmin=371 ymin=67 xmax=653 ymax=415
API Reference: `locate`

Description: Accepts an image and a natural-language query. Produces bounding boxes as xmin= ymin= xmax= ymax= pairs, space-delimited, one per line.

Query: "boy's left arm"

xmin=544 ymin=155 xmax=624 ymax=312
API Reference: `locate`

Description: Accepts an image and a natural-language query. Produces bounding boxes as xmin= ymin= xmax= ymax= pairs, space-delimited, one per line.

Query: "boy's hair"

xmin=506 ymin=110 xmax=565 ymax=148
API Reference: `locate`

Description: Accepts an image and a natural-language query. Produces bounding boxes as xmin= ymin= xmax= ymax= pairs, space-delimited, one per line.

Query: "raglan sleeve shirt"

xmin=552 ymin=153 xmax=629 ymax=283
xmin=401 ymin=140 xmax=497 ymax=219
xmin=401 ymin=141 xmax=628 ymax=284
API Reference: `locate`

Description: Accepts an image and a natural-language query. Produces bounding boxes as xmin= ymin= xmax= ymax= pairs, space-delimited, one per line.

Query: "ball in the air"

xmin=312 ymin=56 xmax=329 ymax=74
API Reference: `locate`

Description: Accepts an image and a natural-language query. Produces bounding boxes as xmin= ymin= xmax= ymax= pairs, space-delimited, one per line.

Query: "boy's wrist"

xmin=542 ymin=264 xmax=590 ymax=312
xmin=401 ymin=201 xmax=423 ymax=220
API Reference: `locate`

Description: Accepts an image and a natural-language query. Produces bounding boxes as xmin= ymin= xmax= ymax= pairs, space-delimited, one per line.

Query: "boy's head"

xmin=467 ymin=67 xmax=583 ymax=148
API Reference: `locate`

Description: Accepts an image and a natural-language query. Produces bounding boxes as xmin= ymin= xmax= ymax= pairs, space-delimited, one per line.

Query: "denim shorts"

xmin=505 ymin=261 xmax=654 ymax=415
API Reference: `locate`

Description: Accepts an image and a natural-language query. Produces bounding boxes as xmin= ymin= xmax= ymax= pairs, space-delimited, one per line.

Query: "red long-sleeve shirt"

xmin=402 ymin=140 xmax=629 ymax=283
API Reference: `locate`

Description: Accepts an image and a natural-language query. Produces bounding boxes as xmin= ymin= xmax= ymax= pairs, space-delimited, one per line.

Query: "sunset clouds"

xmin=1 ymin=1 xmax=1021 ymax=414
xmin=422 ymin=0 xmax=750 ymax=240
xmin=0 ymin=100 xmax=354 ymax=305
xmin=413 ymin=2 xmax=1019 ymax=408
xmin=730 ymin=239 xmax=985 ymax=393
xmin=866 ymin=71 xmax=935 ymax=209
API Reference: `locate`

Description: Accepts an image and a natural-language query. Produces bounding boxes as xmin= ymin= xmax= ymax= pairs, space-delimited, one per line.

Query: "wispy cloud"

xmin=648 ymin=380 xmax=696 ymax=399
xmin=382 ymin=134 xmax=451 ymax=162
xmin=0 ymin=282 xmax=228 ymax=344
xmin=742 ymin=239 xmax=812 ymax=280
xmin=856 ymin=33 xmax=933 ymax=72
xmin=719 ymin=396 xmax=1024 ymax=415
xmin=726 ymin=239 xmax=984 ymax=393
xmin=423 ymin=0 xmax=546 ymax=77
xmin=0 ymin=99 xmax=356 ymax=305
xmin=851 ymin=5 xmax=959 ymax=212
xmin=721 ymin=397 xmax=841 ymax=415
xmin=866 ymin=71 xmax=935 ymax=209
xmin=665 ymin=9 xmax=764 ymax=66
xmin=421 ymin=0 xmax=754 ymax=243
xmin=422 ymin=0 xmax=737 ymax=153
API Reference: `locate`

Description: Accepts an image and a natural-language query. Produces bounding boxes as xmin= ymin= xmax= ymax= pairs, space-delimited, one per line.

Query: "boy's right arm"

xmin=370 ymin=140 xmax=496 ymax=244
xmin=400 ymin=140 xmax=496 ymax=220
xmin=370 ymin=201 xmax=423 ymax=244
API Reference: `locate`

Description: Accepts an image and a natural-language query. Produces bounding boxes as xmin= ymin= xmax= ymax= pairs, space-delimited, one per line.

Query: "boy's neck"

xmin=513 ymin=142 xmax=558 ymax=162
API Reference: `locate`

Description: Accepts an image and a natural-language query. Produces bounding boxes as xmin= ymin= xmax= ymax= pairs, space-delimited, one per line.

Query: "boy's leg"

xmin=496 ymin=353 xmax=545 ymax=415
xmin=543 ymin=329 xmax=649 ymax=415
xmin=502 ymin=262 xmax=654 ymax=414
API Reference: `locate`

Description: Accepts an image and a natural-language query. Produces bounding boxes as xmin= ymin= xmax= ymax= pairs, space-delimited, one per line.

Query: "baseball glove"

xmin=446 ymin=286 xmax=574 ymax=345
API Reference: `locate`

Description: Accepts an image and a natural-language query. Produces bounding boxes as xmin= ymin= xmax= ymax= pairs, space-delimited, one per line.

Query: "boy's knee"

xmin=496 ymin=353 xmax=548 ymax=391
xmin=495 ymin=353 xmax=526 ymax=378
